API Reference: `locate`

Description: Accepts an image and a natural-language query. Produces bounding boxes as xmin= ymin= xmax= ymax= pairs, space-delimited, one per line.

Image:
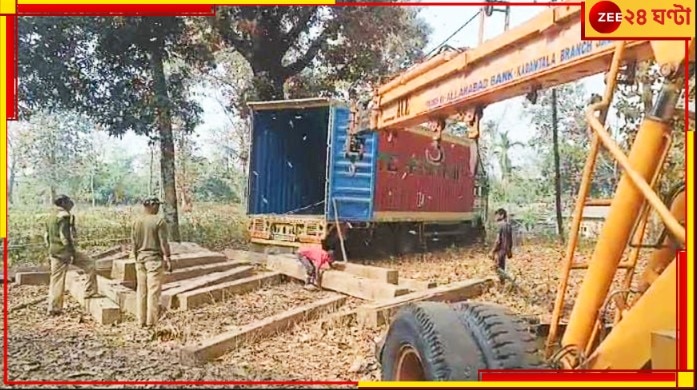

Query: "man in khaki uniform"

xmin=131 ymin=197 xmax=172 ymax=328
xmin=45 ymin=195 xmax=100 ymax=316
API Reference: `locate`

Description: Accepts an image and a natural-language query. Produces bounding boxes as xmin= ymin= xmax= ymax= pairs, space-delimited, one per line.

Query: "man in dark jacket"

xmin=490 ymin=208 xmax=513 ymax=282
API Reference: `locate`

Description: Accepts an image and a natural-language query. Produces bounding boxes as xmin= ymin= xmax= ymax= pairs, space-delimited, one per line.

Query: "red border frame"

xmin=2 ymin=1 xmax=693 ymax=386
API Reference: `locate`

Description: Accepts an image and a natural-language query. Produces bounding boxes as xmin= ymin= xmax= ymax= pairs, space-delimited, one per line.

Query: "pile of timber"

xmin=262 ymin=254 xmax=495 ymax=328
xmin=178 ymin=252 xmax=494 ymax=366
xmin=13 ymin=243 xmax=284 ymax=326
xmin=103 ymin=243 xmax=281 ymax=317
xmin=13 ymin=245 xmax=495 ymax=367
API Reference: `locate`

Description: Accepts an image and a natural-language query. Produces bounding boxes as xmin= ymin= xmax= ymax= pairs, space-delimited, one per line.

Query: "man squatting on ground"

xmin=45 ymin=195 xmax=102 ymax=316
xmin=131 ymin=197 xmax=172 ymax=328
xmin=490 ymin=208 xmax=513 ymax=283
xmin=296 ymin=242 xmax=336 ymax=290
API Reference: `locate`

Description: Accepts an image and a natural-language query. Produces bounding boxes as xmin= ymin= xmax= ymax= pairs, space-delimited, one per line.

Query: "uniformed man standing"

xmin=45 ymin=195 xmax=100 ymax=316
xmin=131 ymin=197 xmax=172 ymax=328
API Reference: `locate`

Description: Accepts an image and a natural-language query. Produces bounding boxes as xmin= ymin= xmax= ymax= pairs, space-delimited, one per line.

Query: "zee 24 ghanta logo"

xmin=588 ymin=0 xmax=692 ymax=34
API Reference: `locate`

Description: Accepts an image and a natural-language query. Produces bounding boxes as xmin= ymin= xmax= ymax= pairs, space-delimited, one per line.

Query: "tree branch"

xmin=282 ymin=25 xmax=334 ymax=76
xmin=213 ymin=13 xmax=253 ymax=59
xmin=282 ymin=8 xmax=318 ymax=50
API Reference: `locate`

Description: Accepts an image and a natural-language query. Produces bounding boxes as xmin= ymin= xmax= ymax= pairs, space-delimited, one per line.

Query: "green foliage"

xmin=19 ymin=16 xmax=219 ymax=240
xmin=194 ymin=177 xmax=240 ymax=203
xmin=210 ymin=4 xmax=430 ymax=107
xmin=614 ymin=60 xmax=687 ymax=198
xmin=7 ymin=203 xmax=249 ymax=267
xmin=19 ymin=17 xmax=213 ymax=135
xmin=521 ymin=82 xmax=619 ymax=202
xmin=8 ymin=111 xmax=92 ymax=202
xmin=490 ymin=129 xmax=525 ymax=182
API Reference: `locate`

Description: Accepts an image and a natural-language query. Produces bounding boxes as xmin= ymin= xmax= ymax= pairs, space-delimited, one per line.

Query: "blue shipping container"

xmin=246 ymin=98 xmax=378 ymax=223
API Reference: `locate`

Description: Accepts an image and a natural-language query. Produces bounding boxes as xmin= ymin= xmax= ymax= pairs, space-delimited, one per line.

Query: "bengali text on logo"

xmin=584 ymin=0 xmax=693 ymax=38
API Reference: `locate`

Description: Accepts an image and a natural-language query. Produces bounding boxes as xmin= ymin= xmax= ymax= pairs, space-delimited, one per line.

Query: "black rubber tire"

xmin=452 ymin=302 xmax=545 ymax=369
xmin=380 ymin=302 xmax=486 ymax=381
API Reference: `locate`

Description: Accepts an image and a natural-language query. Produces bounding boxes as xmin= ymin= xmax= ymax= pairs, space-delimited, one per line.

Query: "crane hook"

xmin=425 ymin=141 xmax=445 ymax=165
xmin=426 ymin=118 xmax=447 ymax=165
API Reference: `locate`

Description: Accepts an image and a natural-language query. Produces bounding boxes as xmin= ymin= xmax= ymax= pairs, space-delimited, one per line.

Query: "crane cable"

xmin=424 ymin=10 xmax=482 ymax=59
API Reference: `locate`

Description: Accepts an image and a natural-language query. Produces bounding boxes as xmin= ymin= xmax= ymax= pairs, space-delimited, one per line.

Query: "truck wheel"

xmin=394 ymin=225 xmax=420 ymax=255
xmin=380 ymin=302 xmax=486 ymax=381
xmin=452 ymin=302 xmax=545 ymax=369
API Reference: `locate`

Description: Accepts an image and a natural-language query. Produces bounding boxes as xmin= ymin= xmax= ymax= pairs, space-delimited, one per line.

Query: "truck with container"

xmin=245 ymin=98 xmax=488 ymax=256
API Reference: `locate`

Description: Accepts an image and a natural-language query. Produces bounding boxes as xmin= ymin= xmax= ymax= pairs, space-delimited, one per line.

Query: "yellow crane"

xmin=348 ymin=3 xmax=693 ymax=378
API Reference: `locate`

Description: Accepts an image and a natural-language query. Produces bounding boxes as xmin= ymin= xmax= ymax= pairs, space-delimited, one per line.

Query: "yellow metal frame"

xmin=248 ymin=215 xmax=327 ymax=246
xmin=651 ymin=330 xmax=677 ymax=370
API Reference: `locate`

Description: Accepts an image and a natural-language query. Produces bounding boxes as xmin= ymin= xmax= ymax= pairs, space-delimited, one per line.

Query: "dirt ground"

xmin=2 ymin=242 xmax=644 ymax=386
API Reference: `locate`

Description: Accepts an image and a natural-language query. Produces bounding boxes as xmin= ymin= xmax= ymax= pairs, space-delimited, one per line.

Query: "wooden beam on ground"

xmin=66 ymin=271 xmax=121 ymax=325
xmin=180 ymin=295 xmax=346 ymax=366
xmin=318 ymin=308 xmax=359 ymax=329
xmin=170 ymin=242 xmax=207 ymax=255
xmin=275 ymin=253 xmax=399 ymax=284
xmin=15 ymin=272 xmax=50 ymax=286
xmin=267 ymin=255 xmax=409 ymax=301
xmin=111 ymin=259 xmax=137 ymax=283
xmin=92 ymin=246 xmax=124 ymax=260
xmin=331 ymin=261 xmax=398 ymax=284
xmin=5 ymin=266 xmax=49 ymax=284
xmin=95 ymin=251 xmax=129 ymax=270
xmin=177 ymin=272 xmax=283 ymax=311
xmin=160 ymin=266 xmax=255 ymax=310
xmin=96 ymin=275 xmax=138 ymax=316
xmin=111 ymin=252 xmax=229 ymax=283
xmin=164 ymin=261 xmax=249 ymax=284
xmin=398 ymin=278 xmax=437 ymax=292
xmin=224 ymin=249 xmax=268 ymax=264
xmin=356 ymin=278 xmax=494 ymax=328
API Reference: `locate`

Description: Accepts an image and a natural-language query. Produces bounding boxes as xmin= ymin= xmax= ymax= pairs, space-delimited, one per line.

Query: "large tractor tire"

xmin=452 ymin=302 xmax=545 ymax=369
xmin=380 ymin=302 xmax=486 ymax=381
xmin=379 ymin=302 xmax=544 ymax=381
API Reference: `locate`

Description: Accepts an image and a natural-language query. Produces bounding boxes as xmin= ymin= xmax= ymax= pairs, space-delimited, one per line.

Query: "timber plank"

xmin=331 ymin=262 xmax=398 ymax=284
xmin=398 ymin=278 xmax=437 ymax=292
xmin=275 ymin=253 xmax=399 ymax=284
xmin=266 ymin=255 xmax=409 ymax=301
xmin=97 ymin=275 xmax=137 ymax=316
xmin=180 ymin=295 xmax=346 ymax=366
xmin=163 ymin=261 xmax=249 ymax=284
xmin=92 ymin=246 xmax=124 ymax=260
xmin=111 ymin=252 xmax=229 ymax=283
xmin=356 ymin=278 xmax=494 ymax=328
xmin=160 ymin=266 xmax=255 ymax=310
xmin=66 ymin=271 xmax=121 ymax=325
xmin=224 ymin=249 xmax=268 ymax=264
xmin=178 ymin=272 xmax=283 ymax=311
xmin=170 ymin=242 xmax=207 ymax=255
xmin=15 ymin=272 xmax=50 ymax=286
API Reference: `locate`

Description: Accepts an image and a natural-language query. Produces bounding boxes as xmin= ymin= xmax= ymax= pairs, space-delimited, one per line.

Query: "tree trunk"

xmin=91 ymin=170 xmax=96 ymax=207
xmin=150 ymin=44 xmax=181 ymax=242
xmin=149 ymin=146 xmax=154 ymax=196
xmin=251 ymin=68 xmax=286 ymax=101
xmin=8 ymin=158 xmax=16 ymax=205
xmin=551 ymin=88 xmax=565 ymax=241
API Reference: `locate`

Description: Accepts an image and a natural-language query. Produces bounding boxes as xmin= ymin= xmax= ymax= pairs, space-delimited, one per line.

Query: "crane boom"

xmin=368 ymin=5 xmax=654 ymax=132
xmin=370 ymin=1 xmax=695 ymax=375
